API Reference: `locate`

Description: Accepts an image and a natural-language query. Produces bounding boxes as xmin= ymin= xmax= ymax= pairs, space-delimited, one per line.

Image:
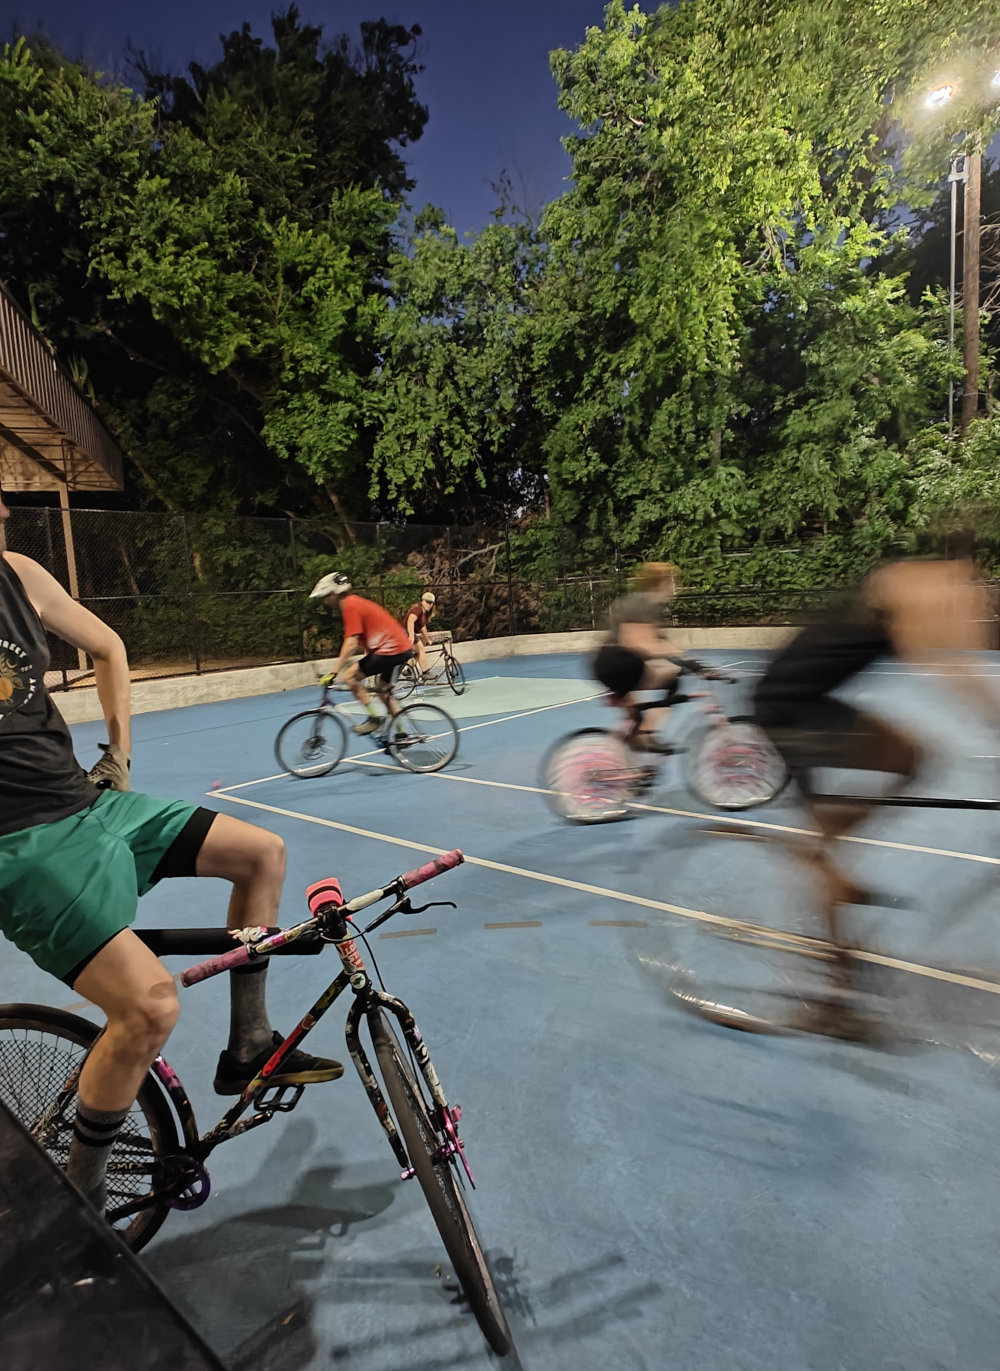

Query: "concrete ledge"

xmin=56 ymin=626 xmax=797 ymax=724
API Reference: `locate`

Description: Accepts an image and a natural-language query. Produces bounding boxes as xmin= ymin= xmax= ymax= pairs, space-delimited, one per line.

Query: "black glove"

xmin=86 ymin=742 xmax=131 ymax=792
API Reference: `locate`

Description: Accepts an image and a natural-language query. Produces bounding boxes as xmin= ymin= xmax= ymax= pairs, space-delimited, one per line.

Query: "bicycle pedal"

xmin=252 ymin=1083 xmax=305 ymax=1116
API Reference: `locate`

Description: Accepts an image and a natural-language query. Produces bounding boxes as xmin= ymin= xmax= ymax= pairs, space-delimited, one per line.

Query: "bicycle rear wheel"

xmin=684 ymin=716 xmax=787 ymax=810
xmin=368 ymin=1011 xmax=511 ymax=1356
xmin=274 ymin=708 xmax=347 ymax=778
xmin=0 ymin=1005 xmax=178 ymax=1251
xmin=445 ymin=653 xmax=467 ymax=695
xmin=388 ymin=703 xmax=459 ymax=773
xmin=539 ymin=727 xmax=638 ymax=823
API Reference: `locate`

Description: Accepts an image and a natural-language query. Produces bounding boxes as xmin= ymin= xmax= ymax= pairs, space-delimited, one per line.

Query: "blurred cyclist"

xmin=593 ymin=562 xmax=694 ymax=753
xmin=311 ymin=573 xmax=414 ymax=735
xmin=754 ymin=534 xmax=999 ymax=1037
xmin=404 ymin=590 xmax=436 ymax=679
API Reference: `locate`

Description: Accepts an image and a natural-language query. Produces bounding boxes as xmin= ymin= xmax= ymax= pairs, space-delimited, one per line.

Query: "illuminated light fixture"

xmin=926 ymin=84 xmax=955 ymax=108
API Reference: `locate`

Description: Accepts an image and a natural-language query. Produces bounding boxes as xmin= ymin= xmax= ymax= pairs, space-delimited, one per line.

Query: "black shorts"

xmin=359 ymin=649 xmax=414 ymax=684
xmin=756 ymin=698 xmax=912 ymax=794
xmin=593 ymin=645 xmax=647 ymax=698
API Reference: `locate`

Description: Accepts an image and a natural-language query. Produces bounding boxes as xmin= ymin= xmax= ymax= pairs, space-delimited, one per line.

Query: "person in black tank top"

xmin=0 ymin=491 xmax=343 ymax=1214
xmin=752 ymin=555 xmax=998 ymax=1040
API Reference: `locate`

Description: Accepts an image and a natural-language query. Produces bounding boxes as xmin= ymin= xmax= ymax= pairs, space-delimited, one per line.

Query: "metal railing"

xmin=0 ymin=282 xmax=123 ymax=487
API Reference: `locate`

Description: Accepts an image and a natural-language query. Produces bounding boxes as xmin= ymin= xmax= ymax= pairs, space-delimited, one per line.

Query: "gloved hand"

xmin=86 ymin=742 xmax=131 ymax=792
xmin=320 ymin=673 xmax=335 ymax=687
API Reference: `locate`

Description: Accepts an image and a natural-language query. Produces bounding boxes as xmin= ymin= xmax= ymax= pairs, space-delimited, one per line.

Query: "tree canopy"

xmin=4 ymin=1 xmax=1000 ymax=588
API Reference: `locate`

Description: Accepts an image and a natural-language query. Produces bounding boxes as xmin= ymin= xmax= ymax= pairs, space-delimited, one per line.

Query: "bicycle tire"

xmin=394 ymin=661 xmax=420 ymax=701
xmin=0 ymin=1005 xmax=179 ymax=1251
xmin=387 ymin=703 xmax=459 ymax=773
xmin=684 ymin=715 xmax=788 ymax=811
xmin=368 ymin=1011 xmax=511 ymax=1356
xmin=445 ymin=653 xmax=467 ymax=696
xmin=274 ymin=708 xmax=347 ymax=778
xmin=539 ymin=727 xmax=638 ymax=823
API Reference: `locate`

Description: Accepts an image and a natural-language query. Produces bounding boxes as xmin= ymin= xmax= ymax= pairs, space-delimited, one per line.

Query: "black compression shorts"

xmin=593 ymin=645 xmax=646 ymax=697
xmin=756 ymin=699 xmax=912 ymax=795
xmin=359 ymin=649 xmax=414 ymax=684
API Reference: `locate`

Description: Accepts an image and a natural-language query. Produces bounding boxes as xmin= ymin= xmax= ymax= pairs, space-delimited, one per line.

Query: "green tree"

xmin=0 ymin=8 xmax=425 ymax=517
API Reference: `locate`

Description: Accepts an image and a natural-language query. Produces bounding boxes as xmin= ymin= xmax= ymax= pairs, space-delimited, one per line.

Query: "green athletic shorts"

xmin=0 ymin=791 xmax=214 ymax=984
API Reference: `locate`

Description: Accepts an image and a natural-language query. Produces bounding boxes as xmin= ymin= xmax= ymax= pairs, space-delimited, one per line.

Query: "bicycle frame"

xmin=107 ymin=857 xmax=471 ymax=1223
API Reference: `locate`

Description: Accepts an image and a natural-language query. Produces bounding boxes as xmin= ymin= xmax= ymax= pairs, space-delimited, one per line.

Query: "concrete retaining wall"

xmin=56 ymin=625 xmax=796 ymax=724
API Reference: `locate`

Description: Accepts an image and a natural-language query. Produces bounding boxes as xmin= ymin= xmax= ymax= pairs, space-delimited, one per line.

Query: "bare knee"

xmin=256 ymin=830 xmax=286 ymax=884
xmin=109 ymin=981 xmax=180 ymax=1058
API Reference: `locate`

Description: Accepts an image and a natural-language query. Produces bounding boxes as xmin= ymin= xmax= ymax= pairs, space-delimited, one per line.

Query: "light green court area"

xmin=406 ymin=676 xmax=601 ymax=719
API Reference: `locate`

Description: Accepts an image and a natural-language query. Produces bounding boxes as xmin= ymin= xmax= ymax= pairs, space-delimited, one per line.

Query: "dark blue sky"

xmin=2 ymin=0 xmax=610 ymax=234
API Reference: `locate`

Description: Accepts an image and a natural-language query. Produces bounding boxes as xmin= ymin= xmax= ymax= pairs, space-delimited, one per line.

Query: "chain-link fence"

xmin=6 ymin=507 xmax=835 ymax=689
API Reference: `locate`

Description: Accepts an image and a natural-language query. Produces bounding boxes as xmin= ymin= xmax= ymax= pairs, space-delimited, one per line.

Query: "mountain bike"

xmin=394 ymin=636 xmax=467 ymax=699
xmin=655 ymin=790 xmax=1000 ymax=1041
xmin=540 ymin=671 xmax=787 ymax=823
xmin=274 ymin=677 xmax=459 ymax=778
xmin=0 ymin=850 xmax=512 ymax=1357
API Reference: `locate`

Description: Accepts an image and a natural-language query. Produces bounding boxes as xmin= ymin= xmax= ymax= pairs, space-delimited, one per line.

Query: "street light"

xmin=927 ymin=84 xmax=955 ymax=108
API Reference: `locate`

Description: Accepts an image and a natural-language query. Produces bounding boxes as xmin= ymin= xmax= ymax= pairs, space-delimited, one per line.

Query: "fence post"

xmin=504 ymin=522 xmax=516 ymax=638
xmin=289 ymin=517 xmax=305 ymax=661
xmin=180 ymin=515 xmax=201 ymax=675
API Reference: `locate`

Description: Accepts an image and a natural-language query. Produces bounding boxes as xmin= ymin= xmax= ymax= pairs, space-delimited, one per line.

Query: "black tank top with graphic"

xmin=0 ymin=555 xmax=98 ymax=836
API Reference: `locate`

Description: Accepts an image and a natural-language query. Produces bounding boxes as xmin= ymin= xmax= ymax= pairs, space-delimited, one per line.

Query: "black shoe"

xmin=213 ymin=1031 xmax=345 ymax=1095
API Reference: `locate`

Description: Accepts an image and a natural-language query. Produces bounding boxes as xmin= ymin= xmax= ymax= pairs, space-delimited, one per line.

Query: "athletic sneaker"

xmin=213 ymin=1032 xmax=345 ymax=1095
xmin=353 ymin=718 xmax=381 ymax=735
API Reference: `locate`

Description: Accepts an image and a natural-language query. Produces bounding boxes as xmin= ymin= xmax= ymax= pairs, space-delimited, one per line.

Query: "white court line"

xmin=260 ymin=756 xmax=1000 ymax=872
xmin=216 ymin=691 xmax=604 ymax=795
xmin=209 ymin=791 xmax=1000 ymax=998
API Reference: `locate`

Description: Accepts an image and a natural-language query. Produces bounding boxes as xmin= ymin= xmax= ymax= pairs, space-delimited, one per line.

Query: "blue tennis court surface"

xmin=6 ymin=650 xmax=1000 ymax=1369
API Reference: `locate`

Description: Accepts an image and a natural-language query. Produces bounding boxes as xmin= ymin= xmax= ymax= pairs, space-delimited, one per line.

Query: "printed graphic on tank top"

xmin=0 ymin=556 xmax=98 ymax=836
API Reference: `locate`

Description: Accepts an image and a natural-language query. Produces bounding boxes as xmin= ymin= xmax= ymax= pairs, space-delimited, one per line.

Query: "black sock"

xmin=66 ymin=1103 xmax=128 ymax=1214
xmin=228 ymin=959 xmax=274 ymax=1062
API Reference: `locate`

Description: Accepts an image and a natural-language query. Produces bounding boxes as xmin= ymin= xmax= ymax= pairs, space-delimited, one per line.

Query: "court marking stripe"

xmin=209 ymin=792 xmax=1000 ymax=998
xmin=260 ymin=756 xmax=1000 ymax=871
xmin=215 ymin=691 xmax=604 ymax=795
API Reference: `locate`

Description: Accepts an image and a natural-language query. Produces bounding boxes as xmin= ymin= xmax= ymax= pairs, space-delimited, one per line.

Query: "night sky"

xmin=1 ymin=0 xmax=610 ymax=234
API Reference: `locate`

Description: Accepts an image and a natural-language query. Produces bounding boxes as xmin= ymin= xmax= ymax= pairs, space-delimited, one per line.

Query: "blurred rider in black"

xmin=754 ymin=533 xmax=999 ymax=1037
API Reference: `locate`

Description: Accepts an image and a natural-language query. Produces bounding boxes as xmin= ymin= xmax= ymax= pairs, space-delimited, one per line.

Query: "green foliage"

xmin=0 ymin=9 xmax=426 ymax=517
xmin=7 ymin=0 xmax=1000 ymax=609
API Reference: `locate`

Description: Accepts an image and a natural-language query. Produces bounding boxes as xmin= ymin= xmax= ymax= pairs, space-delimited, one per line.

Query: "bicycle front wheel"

xmin=0 ymin=1005 xmax=178 ymax=1251
xmin=685 ymin=716 xmax=788 ymax=810
xmin=274 ymin=708 xmax=347 ymax=778
xmin=368 ymin=1012 xmax=511 ymax=1356
xmin=445 ymin=653 xmax=467 ymax=695
xmin=539 ymin=727 xmax=637 ymax=823
xmin=388 ymin=703 xmax=459 ymax=773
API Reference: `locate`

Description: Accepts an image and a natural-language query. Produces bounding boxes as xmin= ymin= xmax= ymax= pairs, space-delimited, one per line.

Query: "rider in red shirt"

xmin=310 ymin=574 xmax=414 ymax=734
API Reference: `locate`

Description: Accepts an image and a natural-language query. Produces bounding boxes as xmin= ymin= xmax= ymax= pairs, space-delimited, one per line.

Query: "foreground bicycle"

xmin=0 ymin=850 xmax=512 ymax=1356
xmin=656 ymin=790 xmax=1000 ymax=1042
xmin=394 ymin=634 xmax=468 ymax=699
xmin=275 ymin=675 xmax=459 ymax=778
xmin=540 ymin=670 xmax=787 ymax=823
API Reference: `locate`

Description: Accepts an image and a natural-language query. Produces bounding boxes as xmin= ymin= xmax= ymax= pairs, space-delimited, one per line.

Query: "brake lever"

xmin=362 ymin=896 xmax=457 ymax=935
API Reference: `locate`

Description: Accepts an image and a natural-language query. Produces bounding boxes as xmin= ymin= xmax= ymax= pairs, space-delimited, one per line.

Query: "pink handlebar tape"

xmin=181 ymin=943 xmax=251 ymax=986
xmin=400 ymin=849 xmax=464 ymax=890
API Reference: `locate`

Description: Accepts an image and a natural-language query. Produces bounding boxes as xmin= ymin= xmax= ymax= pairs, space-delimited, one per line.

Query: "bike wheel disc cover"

xmin=545 ymin=734 xmax=635 ymax=823
xmin=688 ymin=721 xmax=786 ymax=810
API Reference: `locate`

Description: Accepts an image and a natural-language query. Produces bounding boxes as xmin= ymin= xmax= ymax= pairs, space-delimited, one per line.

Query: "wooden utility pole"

xmin=961 ymin=150 xmax=982 ymax=432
